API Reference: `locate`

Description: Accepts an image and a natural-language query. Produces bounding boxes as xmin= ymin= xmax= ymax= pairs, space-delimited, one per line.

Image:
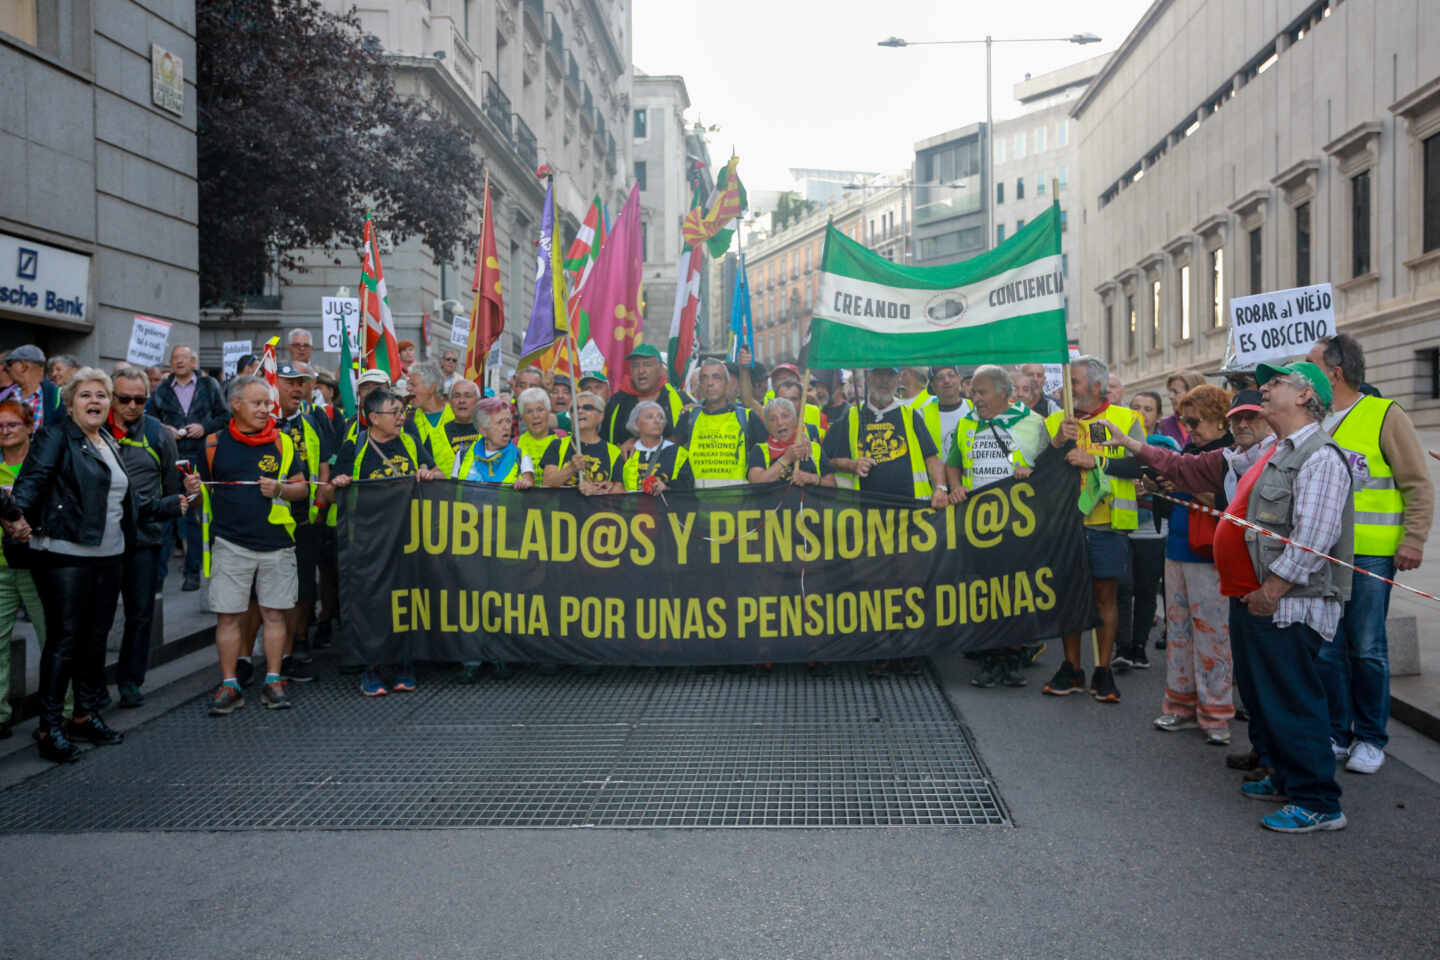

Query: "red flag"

xmin=260 ymin=336 xmax=281 ymax=419
xmin=359 ymin=215 xmax=401 ymax=376
xmin=464 ymin=172 xmax=505 ymax=380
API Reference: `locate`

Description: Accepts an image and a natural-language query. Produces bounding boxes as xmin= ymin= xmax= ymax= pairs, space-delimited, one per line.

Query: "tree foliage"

xmin=197 ymin=0 xmax=483 ymax=311
xmin=771 ymin=192 xmax=815 ymax=233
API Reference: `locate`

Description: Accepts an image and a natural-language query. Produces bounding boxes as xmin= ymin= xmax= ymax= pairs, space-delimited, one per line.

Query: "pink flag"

xmin=575 ymin=184 xmax=643 ymax=385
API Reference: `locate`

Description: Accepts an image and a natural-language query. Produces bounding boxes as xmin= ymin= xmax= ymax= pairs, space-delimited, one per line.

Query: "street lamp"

xmin=879 ymin=31 xmax=1101 ymax=250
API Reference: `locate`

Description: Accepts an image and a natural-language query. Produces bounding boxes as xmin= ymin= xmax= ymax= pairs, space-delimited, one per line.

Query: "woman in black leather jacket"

xmin=2 ymin=368 xmax=185 ymax=763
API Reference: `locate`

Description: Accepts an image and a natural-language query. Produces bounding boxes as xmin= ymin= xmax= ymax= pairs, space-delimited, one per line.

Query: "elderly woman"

xmin=539 ymin=391 xmax=624 ymax=493
xmin=747 ymin=397 xmax=834 ymax=486
xmin=622 ymin=400 xmax=693 ymax=493
xmin=453 ymin=397 xmax=534 ymax=487
xmin=3 ymin=369 xmax=185 ymax=762
xmin=0 ymin=400 xmax=43 ymax=739
xmin=516 ymin=385 xmax=563 ymax=469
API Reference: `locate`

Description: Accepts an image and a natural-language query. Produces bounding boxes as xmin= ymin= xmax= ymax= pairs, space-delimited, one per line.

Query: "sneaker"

xmin=64 ymin=714 xmax=124 ymax=746
xmin=1131 ymin=650 xmax=1151 ymax=669
xmin=1262 ymin=804 xmax=1347 ymax=833
xmin=392 ymin=670 xmax=417 ymax=693
xmin=117 ymin=681 xmax=145 ymax=709
xmin=95 ymin=689 xmax=113 ymax=710
xmin=235 ymin=658 xmax=256 ymax=688
xmin=312 ymin=621 xmax=334 ymax=649
xmin=208 ymin=684 xmax=244 ymax=716
xmin=1041 ymin=660 xmax=1086 ymax=696
xmin=260 ymin=680 xmax=292 ymax=710
xmin=361 ymin=668 xmax=388 ymax=697
xmin=1000 ymin=652 xmax=1028 ymax=687
xmin=1345 ymin=741 xmax=1385 ymax=774
xmin=1153 ymin=713 xmax=1198 ymax=732
xmin=281 ymin=656 xmax=316 ymax=683
xmin=1330 ymin=739 xmax=1352 ymax=760
xmin=1205 ymin=728 xmax=1232 ymax=746
xmin=457 ymin=662 xmax=483 ymax=684
xmin=1023 ymin=642 xmax=1047 ymax=667
xmin=182 ymin=572 xmax=201 ymax=592
xmin=1110 ymin=652 xmax=1134 ymax=672
xmin=36 ymin=730 xmax=82 ymax=764
xmin=1240 ymin=776 xmax=1289 ymax=802
xmin=971 ymin=655 xmax=1006 ymax=689
xmin=1091 ymin=666 xmax=1120 ymax=704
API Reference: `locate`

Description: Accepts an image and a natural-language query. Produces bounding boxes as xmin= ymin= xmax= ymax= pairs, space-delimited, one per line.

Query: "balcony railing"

xmin=546 ymin=14 xmax=564 ymax=67
xmin=523 ymin=0 xmax=544 ymax=35
xmin=565 ymin=53 xmax=581 ymax=94
xmin=514 ymin=115 xmax=537 ymax=170
xmin=580 ymin=83 xmax=594 ymax=129
xmin=483 ymin=72 xmax=512 ymax=139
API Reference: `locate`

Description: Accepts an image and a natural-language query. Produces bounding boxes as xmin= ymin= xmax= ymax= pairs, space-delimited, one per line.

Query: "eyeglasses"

xmin=114 ymin=394 xmax=147 ymax=406
xmin=0 ymin=421 xmax=25 ymax=431
xmin=375 ymin=408 xmax=405 ymax=418
xmin=578 ymin=404 xmax=601 ymax=413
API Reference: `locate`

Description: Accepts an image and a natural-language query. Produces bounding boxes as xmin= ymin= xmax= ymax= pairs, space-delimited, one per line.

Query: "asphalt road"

xmin=1 ymin=650 xmax=1437 ymax=960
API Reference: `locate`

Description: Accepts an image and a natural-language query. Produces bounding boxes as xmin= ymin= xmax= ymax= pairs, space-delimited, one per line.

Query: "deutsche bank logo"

xmin=16 ymin=247 xmax=37 ymax=280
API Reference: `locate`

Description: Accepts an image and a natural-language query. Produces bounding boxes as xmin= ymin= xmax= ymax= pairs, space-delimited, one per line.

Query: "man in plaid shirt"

xmin=1212 ymin=360 xmax=1354 ymax=834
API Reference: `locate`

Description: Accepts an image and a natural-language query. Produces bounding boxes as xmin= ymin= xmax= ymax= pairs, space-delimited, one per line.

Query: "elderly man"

xmin=46 ymin=354 xmax=79 ymax=387
xmin=1305 ymin=333 xmax=1433 ymax=774
xmin=1042 ymin=355 xmax=1145 ymax=704
xmin=108 ymin=367 xmax=181 ymax=708
xmin=897 ymin=366 xmax=931 ymax=407
xmin=441 ymin=378 xmax=483 ymax=452
xmin=823 ymin=366 xmax=948 ymax=507
xmin=148 ymin=344 xmax=228 ymax=591
xmin=438 ymin=345 xmax=461 ymax=391
xmin=275 ymin=363 xmax=331 ymax=684
xmin=406 ymin=360 xmax=457 ymax=474
xmin=3 ymin=345 xmax=66 ymax=432
xmin=287 ymin=329 xmax=314 ymax=366
xmin=1018 ymin=363 xmax=1061 ymax=417
xmin=578 ymin=370 xmax=610 ymax=403
xmin=601 ymin=344 xmax=692 ymax=447
xmin=1108 ymin=373 xmax=1127 ymax=408
xmin=1218 ymin=361 xmax=1353 ymax=833
xmin=183 ymin=376 xmax=310 ymax=715
xmin=550 ymin=374 xmax=575 ymax=432
xmin=924 ymin=365 xmax=973 ymax=467
xmin=675 ymin=358 xmax=767 ymax=487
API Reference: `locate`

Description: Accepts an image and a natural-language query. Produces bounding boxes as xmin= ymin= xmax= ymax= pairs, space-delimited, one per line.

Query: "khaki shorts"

xmin=209 ymin=536 xmax=298 ymax=614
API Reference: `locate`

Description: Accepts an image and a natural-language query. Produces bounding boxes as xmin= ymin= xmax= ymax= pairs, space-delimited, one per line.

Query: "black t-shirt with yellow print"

xmin=335 ymin=432 xmax=436 ymax=480
xmin=820 ymin=404 xmax=937 ymax=497
xmin=200 ymin=430 xmax=306 ymax=552
xmin=537 ymin=436 xmax=624 ymax=486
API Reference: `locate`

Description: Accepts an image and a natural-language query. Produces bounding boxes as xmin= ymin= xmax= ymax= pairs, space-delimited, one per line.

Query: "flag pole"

xmin=1051 ymin=180 xmax=1074 ymax=419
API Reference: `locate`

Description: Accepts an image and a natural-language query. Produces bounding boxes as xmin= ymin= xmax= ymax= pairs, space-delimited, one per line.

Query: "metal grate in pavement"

xmin=0 ymin=662 xmax=1007 ymax=831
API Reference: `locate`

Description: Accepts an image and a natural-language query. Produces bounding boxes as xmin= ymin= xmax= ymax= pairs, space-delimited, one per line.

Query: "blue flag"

xmin=728 ymin=253 xmax=754 ymax=361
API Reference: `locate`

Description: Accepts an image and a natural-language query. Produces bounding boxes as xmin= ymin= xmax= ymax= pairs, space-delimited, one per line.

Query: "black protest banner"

xmin=338 ymin=448 xmax=1096 ymax=665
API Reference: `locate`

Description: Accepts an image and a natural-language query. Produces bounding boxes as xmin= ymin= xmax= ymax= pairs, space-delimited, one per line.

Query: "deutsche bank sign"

xmin=0 ymin=233 xmax=92 ymax=327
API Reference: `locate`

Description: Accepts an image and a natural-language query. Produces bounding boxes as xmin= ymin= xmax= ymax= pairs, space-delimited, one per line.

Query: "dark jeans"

xmin=294 ymin=524 xmax=320 ymax=622
xmin=1229 ymin=599 xmax=1341 ymax=814
xmin=1117 ymin=537 xmax=1165 ymax=656
xmin=158 ymin=511 xmax=202 ymax=581
xmin=1316 ymin=554 xmax=1394 ymax=749
xmin=118 ymin=545 xmax=164 ymax=686
xmin=32 ymin=556 xmax=123 ymax=731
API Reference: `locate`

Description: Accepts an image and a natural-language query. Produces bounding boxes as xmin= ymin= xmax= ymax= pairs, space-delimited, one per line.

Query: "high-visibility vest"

xmin=453 ymin=441 xmax=521 ymax=484
xmin=842 ymin=408 xmax=933 ymax=499
xmin=910 ymin=395 xmax=943 ymax=450
xmin=952 ymin=409 xmax=1042 ymax=490
xmin=410 ymin=405 xmax=456 ymax=476
xmin=1331 ymin=394 xmax=1405 ymax=556
xmin=518 ymin=430 xmax=561 ymax=469
xmin=754 ymin=440 xmax=824 ymax=479
xmin=682 ymin=406 xmax=750 ymax=482
xmin=1045 ymin=405 xmax=1139 ymax=530
xmin=606 ymin=383 xmax=686 ymax=444
xmin=623 ymin=443 xmax=690 ymax=491
xmin=200 ymin=431 xmax=297 ymax=577
xmin=278 ymin=412 xmax=324 ymax=524
xmin=551 ymin=436 xmax=622 ymax=486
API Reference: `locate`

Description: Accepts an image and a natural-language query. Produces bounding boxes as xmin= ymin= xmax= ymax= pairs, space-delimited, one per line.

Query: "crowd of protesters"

xmin=0 ymin=326 xmax=1433 ymax=835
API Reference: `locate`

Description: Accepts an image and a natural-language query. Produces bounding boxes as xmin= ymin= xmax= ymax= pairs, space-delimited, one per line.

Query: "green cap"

xmin=1255 ymin=360 xmax=1332 ymax=408
xmin=627 ymin=344 xmax=661 ymax=361
xmin=578 ymin=369 xmax=609 ymax=385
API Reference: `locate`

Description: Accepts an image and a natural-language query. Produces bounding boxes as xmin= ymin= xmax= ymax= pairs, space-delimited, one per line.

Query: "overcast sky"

xmin=632 ymin=0 xmax=1155 ymax=193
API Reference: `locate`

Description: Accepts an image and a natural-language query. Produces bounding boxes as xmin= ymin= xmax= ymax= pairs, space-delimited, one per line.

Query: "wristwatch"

xmin=936 ymin=484 xmax=949 ymax=492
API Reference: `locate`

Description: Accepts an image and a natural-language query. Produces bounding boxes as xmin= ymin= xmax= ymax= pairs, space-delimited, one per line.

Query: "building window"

xmin=1126 ymin=294 xmax=1137 ymax=357
xmin=1016 ymin=218 xmax=1025 ymax=230
xmin=1058 ymin=120 xmax=1069 ymax=146
xmin=1037 ymin=175 xmax=1046 ymax=196
xmin=1062 ymin=253 xmax=1069 ymax=276
xmin=1179 ymin=264 xmax=1192 ymax=340
xmin=995 ymin=137 xmax=1006 ymax=164
xmin=1249 ymin=227 xmax=1263 ymax=295
xmin=1352 ymin=170 xmax=1371 ymax=277
xmin=1058 ymin=166 xmax=1068 ymax=189
xmin=1016 ymin=177 xmax=1025 ymax=200
xmin=1059 ymin=210 xmax=1068 ymax=232
xmin=1151 ymin=280 xmax=1162 ymax=349
xmin=1034 ymin=126 xmax=1046 ymax=153
xmin=1013 ymin=133 xmax=1026 ymax=159
xmin=917 ymin=226 xmax=985 ymax=260
xmin=996 ymin=224 xmax=1006 ymax=244
xmin=1210 ymin=247 xmax=1225 ymax=328
xmin=641 ymin=222 xmax=649 ymax=261
xmin=996 ymin=181 xmax=1004 ymax=204
xmin=1295 ymin=202 xmax=1312 ymax=286
xmin=1425 ymin=134 xmax=1440 ymax=252
xmin=1105 ymin=303 xmax=1114 ymax=361
xmin=635 ymin=161 xmax=647 ymax=191
xmin=633 ymin=109 xmax=648 ymax=139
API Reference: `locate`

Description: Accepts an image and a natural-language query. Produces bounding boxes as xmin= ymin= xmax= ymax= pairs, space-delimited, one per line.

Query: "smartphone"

xmin=1088 ymin=423 xmax=1109 ymax=444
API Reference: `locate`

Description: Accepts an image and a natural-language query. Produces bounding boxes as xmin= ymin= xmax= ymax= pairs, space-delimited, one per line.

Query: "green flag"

xmin=808 ymin=201 xmax=1067 ymax=368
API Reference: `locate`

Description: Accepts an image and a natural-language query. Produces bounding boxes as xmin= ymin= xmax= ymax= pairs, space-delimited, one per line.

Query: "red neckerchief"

xmin=105 ymin=410 xmax=129 ymax=442
xmin=227 ymin=419 xmax=279 ymax=447
xmin=766 ymin=438 xmax=792 ymax=461
xmin=1080 ymin=400 xmax=1112 ymax=420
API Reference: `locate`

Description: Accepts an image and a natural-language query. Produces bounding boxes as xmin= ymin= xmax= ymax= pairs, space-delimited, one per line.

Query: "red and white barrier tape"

xmin=1151 ymin=490 xmax=1439 ymax=602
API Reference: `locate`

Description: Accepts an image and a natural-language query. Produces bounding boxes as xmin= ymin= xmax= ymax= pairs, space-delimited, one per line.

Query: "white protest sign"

xmin=450 ymin=315 xmax=470 ymax=347
xmin=1043 ymin=364 xmax=1063 ymax=398
xmin=321 ymin=297 xmax=361 ymax=353
xmin=1228 ymin=282 xmax=1333 ymax=368
xmin=126 ymin=315 xmax=171 ymax=366
xmin=222 ymin=340 xmax=251 ymax=379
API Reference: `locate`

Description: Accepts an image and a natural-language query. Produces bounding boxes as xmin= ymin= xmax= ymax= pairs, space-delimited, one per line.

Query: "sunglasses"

xmin=114 ymin=394 xmax=147 ymax=406
xmin=578 ymin=404 xmax=601 ymax=413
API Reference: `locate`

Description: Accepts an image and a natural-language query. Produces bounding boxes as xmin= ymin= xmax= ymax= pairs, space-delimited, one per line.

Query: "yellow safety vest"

xmin=200 ymin=431 xmax=297 ymax=577
xmin=1331 ymin=395 xmax=1404 ymax=556
xmin=910 ymin=395 xmax=943 ymax=450
xmin=351 ymin=430 xmax=422 ymax=480
xmin=755 ymin=440 xmax=825 ymax=480
xmin=953 ymin=416 xmax=1034 ymax=490
xmin=683 ymin=406 xmax=750 ymax=481
xmin=411 ymin=405 xmax=456 ymax=476
xmin=843 ymin=407 xmax=933 ymax=499
xmin=607 ymin=383 xmax=686 ymax=443
xmin=278 ymin=412 xmax=324 ymax=524
xmin=1045 ymin=405 xmax=1139 ymax=530
xmin=623 ymin=444 xmax=690 ymax=491
xmin=518 ymin=430 xmax=561 ymax=469
xmin=453 ymin=441 xmax=521 ymax=484
xmin=551 ymin=436 xmax=622 ymax=486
